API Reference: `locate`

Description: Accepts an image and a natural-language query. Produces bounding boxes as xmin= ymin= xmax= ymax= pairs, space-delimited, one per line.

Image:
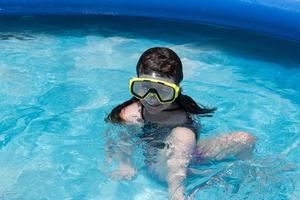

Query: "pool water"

xmin=0 ymin=16 xmax=300 ymax=200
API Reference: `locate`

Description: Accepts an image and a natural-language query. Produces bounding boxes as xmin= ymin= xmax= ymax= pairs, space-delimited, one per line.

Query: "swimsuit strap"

xmin=139 ymin=101 xmax=145 ymax=121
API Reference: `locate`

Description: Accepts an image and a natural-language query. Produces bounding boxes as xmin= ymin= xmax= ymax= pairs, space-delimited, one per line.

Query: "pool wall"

xmin=0 ymin=0 xmax=300 ymax=42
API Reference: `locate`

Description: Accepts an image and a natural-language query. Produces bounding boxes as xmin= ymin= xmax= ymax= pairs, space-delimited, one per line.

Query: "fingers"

xmin=109 ymin=166 xmax=137 ymax=181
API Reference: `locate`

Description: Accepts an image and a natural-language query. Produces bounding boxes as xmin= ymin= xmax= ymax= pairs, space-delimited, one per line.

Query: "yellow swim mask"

xmin=129 ymin=77 xmax=180 ymax=104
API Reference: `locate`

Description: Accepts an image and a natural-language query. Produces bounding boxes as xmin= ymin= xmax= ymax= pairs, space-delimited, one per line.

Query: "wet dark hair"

xmin=137 ymin=47 xmax=183 ymax=84
xmin=106 ymin=47 xmax=216 ymax=123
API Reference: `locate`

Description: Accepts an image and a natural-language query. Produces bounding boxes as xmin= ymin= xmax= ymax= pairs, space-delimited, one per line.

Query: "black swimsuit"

xmin=136 ymin=102 xmax=200 ymax=166
xmin=105 ymin=98 xmax=201 ymax=165
xmin=138 ymin=102 xmax=199 ymax=149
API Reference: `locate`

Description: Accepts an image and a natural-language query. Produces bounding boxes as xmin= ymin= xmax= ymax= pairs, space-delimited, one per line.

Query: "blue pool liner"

xmin=0 ymin=0 xmax=300 ymax=42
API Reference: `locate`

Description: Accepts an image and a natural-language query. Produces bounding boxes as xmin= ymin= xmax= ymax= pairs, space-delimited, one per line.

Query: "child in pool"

xmin=105 ymin=47 xmax=256 ymax=200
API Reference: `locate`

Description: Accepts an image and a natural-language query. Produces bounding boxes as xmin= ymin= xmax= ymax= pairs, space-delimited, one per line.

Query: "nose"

xmin=145 ymin=93 xmax=160 ymax=106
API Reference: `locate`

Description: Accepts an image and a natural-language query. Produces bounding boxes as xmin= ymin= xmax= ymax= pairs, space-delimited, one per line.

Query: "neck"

xmin=142 ymin=101 xmax=187 ymax=124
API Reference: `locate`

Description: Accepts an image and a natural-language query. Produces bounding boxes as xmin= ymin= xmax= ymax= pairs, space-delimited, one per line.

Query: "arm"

xmin=195 ymin=131 xmax=256 ymax=163
xmin=105 ymin=128 xmax=137 ymax=180
xmin=105 ymin=102 xmax=143 ymax=180
xmin=165 ymin=127 xmax=196 ymax=200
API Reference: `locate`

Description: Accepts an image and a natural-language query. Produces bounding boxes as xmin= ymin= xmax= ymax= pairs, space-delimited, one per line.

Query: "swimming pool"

xmin=0 ymin=16 xmax=300 ymax=200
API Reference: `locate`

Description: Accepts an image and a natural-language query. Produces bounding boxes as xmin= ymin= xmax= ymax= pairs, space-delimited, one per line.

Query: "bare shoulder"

xmin=120 ymin=101 xmax=143 ymax=124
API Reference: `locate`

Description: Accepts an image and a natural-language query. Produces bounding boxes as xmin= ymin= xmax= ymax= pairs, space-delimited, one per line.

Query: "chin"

xmin=145 ymin=106 xmax=163 ymax=114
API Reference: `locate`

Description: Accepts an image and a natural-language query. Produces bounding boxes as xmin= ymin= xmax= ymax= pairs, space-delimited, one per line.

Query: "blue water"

xmin=0 ymin=16 xmax=300 ymax=200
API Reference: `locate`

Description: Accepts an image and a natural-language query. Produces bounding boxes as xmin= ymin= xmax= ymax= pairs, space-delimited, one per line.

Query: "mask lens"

xmin=131 ymin=81 xmax=151 ymax=98
xmin=152 ymin=83 xmax=175 ymax=102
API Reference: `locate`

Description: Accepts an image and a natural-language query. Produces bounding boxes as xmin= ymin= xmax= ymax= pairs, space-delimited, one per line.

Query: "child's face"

xmin=139 ymin=74 xmax=177 ymax=114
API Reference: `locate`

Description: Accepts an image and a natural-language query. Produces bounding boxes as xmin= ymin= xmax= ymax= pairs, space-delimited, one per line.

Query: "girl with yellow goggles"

xmin=106 ymin=47 xmax=255 ymax=200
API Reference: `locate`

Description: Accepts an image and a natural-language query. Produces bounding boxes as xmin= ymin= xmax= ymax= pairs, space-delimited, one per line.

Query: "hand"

xmin=169 ymin=185 xmax=185 ymax=200
xmin=110 ymin=163 xmax=136 ymax=181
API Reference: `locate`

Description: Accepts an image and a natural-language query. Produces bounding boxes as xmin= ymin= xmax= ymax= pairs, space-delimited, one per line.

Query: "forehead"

xmin=139 ymin=74 xmax=176 ymax=84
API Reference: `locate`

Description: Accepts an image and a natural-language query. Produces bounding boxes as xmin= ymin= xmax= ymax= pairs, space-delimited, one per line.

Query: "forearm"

xmin=115 ymin=140 xmax=134 ymax=165
xmin=105 ymin=130 xmax=137 ymax=180
xmin=167 ymin=154 xmax=189 ymax=200
xmin=196 ymin=131 xmax=256 ymax=162
xmin=106 ymin=130 xmax=134 ymax=162
xmin=166 ymin=127 xmax=196 ymax=200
